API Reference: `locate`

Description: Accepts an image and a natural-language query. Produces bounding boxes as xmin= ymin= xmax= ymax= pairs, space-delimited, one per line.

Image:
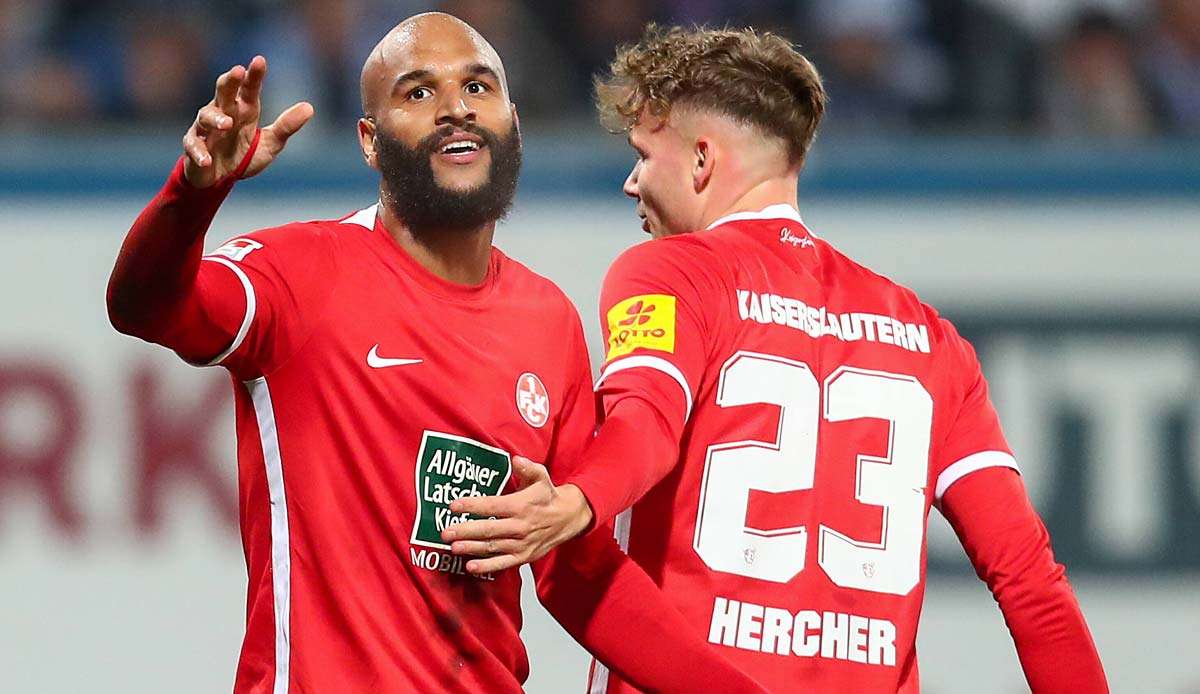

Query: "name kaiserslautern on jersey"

xmin=188 ymin=204 xmax=596 ymax=693
xmin=591 ymin=205 xmax=1019 ymax=693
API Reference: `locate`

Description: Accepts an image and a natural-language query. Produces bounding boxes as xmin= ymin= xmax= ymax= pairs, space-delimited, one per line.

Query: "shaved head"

xmin=360 ymin=12 xmax=508 ymax=117
xmin=354 ymin=12 xmax=521 ymax=238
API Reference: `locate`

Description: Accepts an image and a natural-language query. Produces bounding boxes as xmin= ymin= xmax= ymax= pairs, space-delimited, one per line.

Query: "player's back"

xmin=597 ymin=206 xmax=1015 ymax=692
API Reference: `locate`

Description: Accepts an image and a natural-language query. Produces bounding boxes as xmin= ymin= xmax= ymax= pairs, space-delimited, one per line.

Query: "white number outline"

xmin=694 ymin=352 xmax=817 ymax=583
xmin=693 ymin=351 xmax=933 ymax=595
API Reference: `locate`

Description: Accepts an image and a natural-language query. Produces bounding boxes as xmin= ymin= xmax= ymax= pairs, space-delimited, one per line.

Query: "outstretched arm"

xmin=444 ymin=238 xmax=713 ymax=572
xmin=107 ymin=56 xmax=311 ymax=359
xmin=442 ymin=366 xmax=686 ymax=574
xmin=941 ymin=467 xmax=1108 ymax=693
xmin=532 ymin=526 xmax=766 ymax=694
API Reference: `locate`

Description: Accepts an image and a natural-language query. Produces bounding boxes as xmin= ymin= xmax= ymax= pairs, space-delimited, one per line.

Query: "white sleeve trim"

xmin=196 ymin=256 xmax=256 ymax=367
xmin=935 ymin=450 xmax=1020 ymax=500
xmin=595 ymin=355 xmax=693 ymax=420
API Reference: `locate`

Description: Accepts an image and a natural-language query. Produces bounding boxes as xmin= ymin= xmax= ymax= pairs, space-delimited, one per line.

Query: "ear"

xmin=693 ymin=137 xmax=715 ymax=193
xmin=358 ymin=116 xmax=378 ymax=170
xmin=511 ymin=103 xmax=521 ymax=134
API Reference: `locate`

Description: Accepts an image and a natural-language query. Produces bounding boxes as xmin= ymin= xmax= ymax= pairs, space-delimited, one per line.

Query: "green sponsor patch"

xmin=411 ymin=431 xmax=512 ymax=549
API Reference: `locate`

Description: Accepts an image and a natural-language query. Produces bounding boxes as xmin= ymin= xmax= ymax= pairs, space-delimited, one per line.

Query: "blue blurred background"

xmin=1 ymin=1 xmax=1198 ymax=692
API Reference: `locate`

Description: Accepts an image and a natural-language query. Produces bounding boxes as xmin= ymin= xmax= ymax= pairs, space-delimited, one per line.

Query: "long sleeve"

xmin=540 ymin=331 xmax=762 ymax=693
xmin=562 ymin=237 xmax=720 ymax=529
xmin=940 ymin=467 xmax=1108 ymax=693
xmin=106 ymin=156 xmax=246 ymax=362
xmin=107 ymin=145 xmax=340 ymax=379
xmin=532 ymin=530 xmax=766 ymax=694
xmin=564 ymin=366 xmax=688 ymax=529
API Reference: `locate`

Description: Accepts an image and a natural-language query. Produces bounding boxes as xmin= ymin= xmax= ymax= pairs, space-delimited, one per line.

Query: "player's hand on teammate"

xmin=182 ymin=55 xmax=314 ymax=188
xmin=441 ymin=456 xmax=594 ymax=575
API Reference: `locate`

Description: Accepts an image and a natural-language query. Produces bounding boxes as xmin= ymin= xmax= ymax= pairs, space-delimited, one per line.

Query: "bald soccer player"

xmin=107 ymin=13 xmax=765 ymax=694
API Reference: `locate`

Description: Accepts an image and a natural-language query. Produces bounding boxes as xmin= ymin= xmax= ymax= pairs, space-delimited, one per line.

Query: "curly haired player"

xmin=448 ymin=24 xmax=1109 ymax=694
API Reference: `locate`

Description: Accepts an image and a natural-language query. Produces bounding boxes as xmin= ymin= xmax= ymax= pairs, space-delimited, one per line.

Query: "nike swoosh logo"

xmin=367 ymin=344 xmax=423 ymax=368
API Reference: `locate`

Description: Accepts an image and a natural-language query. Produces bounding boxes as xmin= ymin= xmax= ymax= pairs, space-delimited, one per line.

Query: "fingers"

xmin=182 ymin=129 xmax=211 ymax=168
xmin=240 ymin=55 xmax=267 ymax=107
xmin=442 ymin=517 xmax=528 ymax=543
xmin=449 ymin=538 xmax=522 ymax=558
xmin=465 ymin=554 xmax=521 ymax=576
xmin=512 ymin=456 xmax=550 ymax=489
xmin=214 ymin=64 xmax=246 ymax=115
xmin=448 ymin=489 xmax=526 ymax=519
xmin=262 ymin=101 xmax=314 ymax=153
xmin=196 ymin=105 xmax=232 ymax=133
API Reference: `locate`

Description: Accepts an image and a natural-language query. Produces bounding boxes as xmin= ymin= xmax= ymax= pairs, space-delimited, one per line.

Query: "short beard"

xmin=375 ymin=121 xmax=522 ymax=237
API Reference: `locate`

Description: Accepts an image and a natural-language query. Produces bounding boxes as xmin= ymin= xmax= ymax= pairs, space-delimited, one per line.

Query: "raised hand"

xmin=182 ymin=55 xmax=314 ymax=188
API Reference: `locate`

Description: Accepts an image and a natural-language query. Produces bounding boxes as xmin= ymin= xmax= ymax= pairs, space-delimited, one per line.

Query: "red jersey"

xmin=590 ymin=205 xmax=1018 ymax=693
xmin=192 ymin=204 xmax=596 ymax=693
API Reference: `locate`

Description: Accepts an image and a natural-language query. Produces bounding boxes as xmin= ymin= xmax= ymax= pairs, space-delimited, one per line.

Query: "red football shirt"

xmin=190 ymin=204 xmax=597 ymax=693
xmin=590 ymin=205 xmax=1018 ymax=693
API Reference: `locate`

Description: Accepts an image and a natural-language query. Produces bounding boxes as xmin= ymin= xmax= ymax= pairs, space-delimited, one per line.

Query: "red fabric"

xmin=941 ymin=467 xmax=1109 ymax=693
xmin=565 ymin=369 xmax=686 ymax=529
xmin=108 ymin=135 xmax=262 ymax=361
xmin=107 ymin=157 xmax=245 ymax=362
xmin=581 ymin=211 xmax=1079 ymax=693
xmin=535 ymin=528 xmax=766 ymax=694
xmin=108 ymin=168 xmax=767 ymax=692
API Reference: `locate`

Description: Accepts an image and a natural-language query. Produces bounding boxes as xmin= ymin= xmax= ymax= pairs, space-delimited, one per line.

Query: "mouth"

xmin=434 ymin=132 xmax=486 ymax=165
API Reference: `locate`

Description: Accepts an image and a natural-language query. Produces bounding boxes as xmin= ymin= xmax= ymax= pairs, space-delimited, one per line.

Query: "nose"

xmin=435 ymin=88 xmax=475 ymax=126
xmin=623 ymin=160 xmax=641 ymax=199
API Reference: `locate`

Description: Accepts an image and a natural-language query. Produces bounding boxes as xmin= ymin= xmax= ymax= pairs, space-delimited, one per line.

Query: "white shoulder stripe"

xmin=935 ymin=450 xmax=1020 ymax=500
xmin=595 ymin=355 xmax=693 ymax=420
xmin=199 ymin=256 xmax=256 ymax=367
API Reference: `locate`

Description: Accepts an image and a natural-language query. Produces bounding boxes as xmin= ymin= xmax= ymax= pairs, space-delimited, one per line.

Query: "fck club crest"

xmin=515 ymin=372 xmax=549 ymax=428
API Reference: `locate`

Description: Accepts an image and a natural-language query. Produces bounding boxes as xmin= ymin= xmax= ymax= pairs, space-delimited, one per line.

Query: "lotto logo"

xmin=618 ymin=300 xmax=656 ymax=326
xmin=515 ymin=372 xmax=549 ymax=428
xmin=606 ymin=294 xmax=677 ymax=360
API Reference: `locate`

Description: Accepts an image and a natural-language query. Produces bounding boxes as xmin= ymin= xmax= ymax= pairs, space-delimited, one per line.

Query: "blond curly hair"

xmin=595 ymin=24 xmax=827 ymax=166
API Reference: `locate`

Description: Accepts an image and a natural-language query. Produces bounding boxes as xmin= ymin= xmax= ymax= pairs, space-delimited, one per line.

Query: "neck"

xmin=699 ymin=174 xmax=800 ymax=230
xmin=377 ymin=199 xmax=496 ymax=285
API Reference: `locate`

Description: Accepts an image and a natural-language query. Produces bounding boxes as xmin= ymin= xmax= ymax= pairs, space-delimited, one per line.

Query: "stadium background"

xmin=1 ymin=0 xmax=1198 ymax=691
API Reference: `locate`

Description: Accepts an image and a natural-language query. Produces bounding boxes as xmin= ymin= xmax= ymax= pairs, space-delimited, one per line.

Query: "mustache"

xmin=415 ymin=123 xmax=506 ymax=155
xmin=373 ymin=118 xmax=522 ymax=235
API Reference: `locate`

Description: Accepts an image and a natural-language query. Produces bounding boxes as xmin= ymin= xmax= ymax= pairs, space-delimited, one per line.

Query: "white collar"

xmin=340 ymin=203 xmax=379 ymax=231
xmin=705 ymin=203 xmax=804 ymax=231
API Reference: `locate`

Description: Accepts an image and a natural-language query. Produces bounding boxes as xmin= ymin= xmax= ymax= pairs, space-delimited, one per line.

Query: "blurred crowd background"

xmin=2 ymin=0 xmax=1199 ymax=140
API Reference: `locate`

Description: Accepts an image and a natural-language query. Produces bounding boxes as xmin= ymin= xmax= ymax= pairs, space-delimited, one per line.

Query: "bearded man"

xmin=107 ymin=12 xmax=764 ymax=694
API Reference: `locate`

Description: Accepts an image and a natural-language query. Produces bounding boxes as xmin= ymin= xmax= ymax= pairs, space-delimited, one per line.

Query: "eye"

xmin=465 ymin=81 xmax=489 ymax=95
xmin=408 ymin=86 xmax=432 ymax=101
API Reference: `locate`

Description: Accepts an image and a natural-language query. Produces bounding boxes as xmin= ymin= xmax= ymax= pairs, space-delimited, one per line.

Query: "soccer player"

xmin=446 ymin=25 xmax=1110 ymax=693
xmin=106 ymin=13 xmax=764 ymax=694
